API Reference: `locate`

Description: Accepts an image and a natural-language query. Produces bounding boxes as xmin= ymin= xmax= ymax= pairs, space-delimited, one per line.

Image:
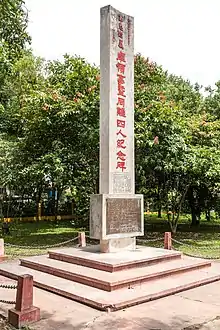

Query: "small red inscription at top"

xmin=118 ymin=15 xmax=124 ymax=22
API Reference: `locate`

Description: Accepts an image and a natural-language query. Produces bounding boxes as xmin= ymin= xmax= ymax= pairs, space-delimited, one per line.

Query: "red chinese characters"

xmin=117 ymin=51 xmax=126 ymax=62
xmin=117 ymin=97 xmax=125 ymax=107
xmin=117 ymin=106 xmax=126 ymax=117
xmin=116 ymin=62 xmax=125 ymax=75
xmin=116 ymin=14 xmax=127 ymax=172
xmin=118 ymin=39 xmax=124 ymax=49
xmin=117 ymin=150 xmax=126 ymax=161
xmin=117 ymin=139 xmax=126 ymax=149
xmin=117 ymin=129 xmax=127 ymax=138
xmin=117 ymin=119 xmax=125 ymax=128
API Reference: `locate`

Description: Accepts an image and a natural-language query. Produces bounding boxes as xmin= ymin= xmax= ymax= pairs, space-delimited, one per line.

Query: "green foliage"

xmin=0 ymin=0 xmax=31 ymax=59
xmin=134 ymin=55 xmax=220 ymax=231
xmin=1 ymin=24 xmax=220 ymax=228
xmin=0 ymin=54 xmax=100 ymax=218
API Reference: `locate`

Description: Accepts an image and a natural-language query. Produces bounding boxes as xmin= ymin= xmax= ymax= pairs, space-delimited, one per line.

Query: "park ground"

xmin=1 ymin=213 xmax=220 ymax=259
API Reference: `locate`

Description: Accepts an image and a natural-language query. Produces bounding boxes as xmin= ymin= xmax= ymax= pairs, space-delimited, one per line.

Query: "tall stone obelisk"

xmin=90 ymin=5 xmax=144 ymax=253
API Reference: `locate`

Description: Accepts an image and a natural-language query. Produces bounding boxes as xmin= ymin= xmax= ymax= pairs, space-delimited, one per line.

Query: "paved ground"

xmin=1 ymin=269 xmax=220 ymax=329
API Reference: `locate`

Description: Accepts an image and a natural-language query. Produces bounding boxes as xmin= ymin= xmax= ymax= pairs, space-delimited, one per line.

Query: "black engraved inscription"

xmin=106 ymin=198 xmax=141 ymax=235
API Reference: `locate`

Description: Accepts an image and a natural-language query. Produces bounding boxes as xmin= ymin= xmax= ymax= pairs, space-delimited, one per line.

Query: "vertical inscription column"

xmin=90 ymin=6 xmax=144 ymax=252
xmin=100 ymin=6 xmax=134 ymax=195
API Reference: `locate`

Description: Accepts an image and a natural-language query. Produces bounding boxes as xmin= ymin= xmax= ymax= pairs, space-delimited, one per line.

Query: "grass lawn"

xmin=142 ymin=232 xmax=220 ymax=259
xmin=1 ymin=219 xmax=220 ymax=260
xmin=145 ymin=211 xmax=220 ymax=224
xmin=0 ymin=221 xmax=84 ymax=259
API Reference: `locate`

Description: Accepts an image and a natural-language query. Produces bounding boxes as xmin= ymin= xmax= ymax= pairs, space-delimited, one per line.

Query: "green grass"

xmin=0 ymin=221 xmax=85 ymax=259
xmin=1 ymin=219 xmax=220 ymax=260
xmin=145 ymin=211 xmax=220 ymax=224
xmin=142 ymin=232 xmax=220 ymax=259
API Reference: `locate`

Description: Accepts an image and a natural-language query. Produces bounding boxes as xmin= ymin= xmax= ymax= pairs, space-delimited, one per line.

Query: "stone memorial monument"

xmin=0 ymin=6 xmax=215 ymax=312
xmin=90 ymin=5 xmax=144 ymax=252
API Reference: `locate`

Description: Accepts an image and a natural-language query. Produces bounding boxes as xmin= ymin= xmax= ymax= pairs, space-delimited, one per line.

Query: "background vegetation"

xmin=1 ymin=1 xmax=220 ymax=235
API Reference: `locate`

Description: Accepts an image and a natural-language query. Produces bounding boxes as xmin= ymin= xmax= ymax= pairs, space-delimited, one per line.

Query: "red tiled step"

xmin=48 ymin=246 xmax=182 ymax=272
xmin=19 ymin=255 xmax=211 ymax=291
xmin=0 ymin=261 xmax=219 ymax=311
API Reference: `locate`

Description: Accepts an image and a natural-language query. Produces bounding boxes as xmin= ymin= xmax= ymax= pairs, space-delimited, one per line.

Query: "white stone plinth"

xmin=100 ymin=237 xmax=136 ymax=253
xmin=90 ymin=194 xmax=144 ymax=241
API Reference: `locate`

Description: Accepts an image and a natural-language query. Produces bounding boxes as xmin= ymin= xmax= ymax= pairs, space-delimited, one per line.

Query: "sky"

xmin=25 ymin=0 xmax=220 ymax=87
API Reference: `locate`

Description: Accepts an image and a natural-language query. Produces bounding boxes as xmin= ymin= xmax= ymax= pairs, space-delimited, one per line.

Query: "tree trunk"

xmin=168 ymin=217 xmax=177 ymax=234
xmin=191 ymin=207 xmax=197 ymax=226
xmin=36 ymin=187 xmax=42 ymax=221
xmin=20 ymin=193 xmax=24 ymax=217
xmin=54 ymin=189 xmax=59 ymax=222
xmin=188 ymin=185 xmax=200 ymax=226
xmin=206 ymin=210 xmax=211 ymax=222
xmin=6 ymin=194 xmax=11 ymax=218
xmin=71 ymin=199 xmax=75 ymax=216
xmin=0 ymin=199 xmax=3 ymax=218
xmin=172 ymin=224 xmax=177 ymax=234
xmin=191 ymin=208 xmax=200 ymax=226
xmin=157 ymin=181 xmax=162 ymax=218
xmin=158 ymin=206 xmax=162 ymax=218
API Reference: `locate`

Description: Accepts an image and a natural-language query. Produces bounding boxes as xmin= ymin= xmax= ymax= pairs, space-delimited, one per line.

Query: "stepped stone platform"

xmin=0 ymin=246 xmax=220 ymax=311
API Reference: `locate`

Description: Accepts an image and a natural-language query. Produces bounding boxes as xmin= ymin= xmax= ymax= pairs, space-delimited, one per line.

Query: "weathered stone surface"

xmin=78 ymin=232 xmax=86 ymax=248
xmin=164 ymin=232 xmax=172 ymax=250
xmin=2 ymin=259 xmax=220 ymax=329
xmin=100 ymin=237 xmax=136 ymax=253
xmin=99 ymin=6 xmax=135 ymax=195
xmin=90 ymin=194 xmax=144 ymax=240
xmin=8 ymin=306 xmax=40 ymax=328
xmin=1 ymin=255 xmax=219 ymax=315
xmin=89 ymin=5 xmax=144 ymax=250
xmin=106 ymin=198 xmax=141 ymax=235
xmin=16 ymin=274 xmax=34 ymax=311
xmin=90 ymin=194 xmax=103 ymax=239
xmin=8 ymin=274 xmax=40 ymax=328
xmin=113 ymin=173 xmax=132 ymax=194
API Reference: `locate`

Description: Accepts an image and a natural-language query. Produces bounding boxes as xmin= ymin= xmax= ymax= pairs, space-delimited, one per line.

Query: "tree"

xmin=134 ymin=55 xmax=220 ymax=232
xmin=2 ymin=50 xmax=220 ymax=229
xmin=0 ymin=0 xmax=31 ymax=59
xmin=0 ymin=55 xmax=100 ymax=218
xmin=0 ymin=0 xmax=31 ymax=111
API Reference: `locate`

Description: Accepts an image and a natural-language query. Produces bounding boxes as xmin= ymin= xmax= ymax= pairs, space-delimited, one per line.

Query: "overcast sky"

xmin=25 ymin=0 xmax=220 ymax=87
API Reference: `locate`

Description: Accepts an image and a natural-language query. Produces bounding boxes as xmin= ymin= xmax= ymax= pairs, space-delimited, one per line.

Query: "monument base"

xmin=90 ymin=194 xmax=144 ymax=248
xmin=0 ymin=246 xmax=218 ymax=312
xmin=100 ymin=237 xmax=135 ymax=253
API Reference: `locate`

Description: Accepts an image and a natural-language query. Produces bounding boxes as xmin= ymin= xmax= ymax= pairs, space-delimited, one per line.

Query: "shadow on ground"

xmin=34 ymin=310 xmax=208 ymax=330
